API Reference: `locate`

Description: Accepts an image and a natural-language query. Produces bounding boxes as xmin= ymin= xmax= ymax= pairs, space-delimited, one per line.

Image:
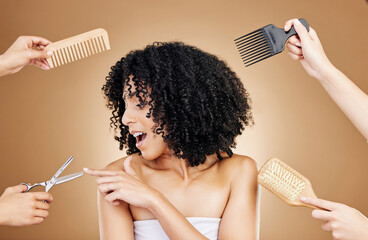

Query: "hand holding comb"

xmin=234 ymin=18 xmax=309 ymax=67
xmin=45 ymin=28 xmax=110 ymax=69
xmin=258 ymin=158 xmax=327 ymax=210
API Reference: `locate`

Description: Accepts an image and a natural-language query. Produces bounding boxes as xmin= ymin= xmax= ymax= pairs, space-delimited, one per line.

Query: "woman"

xmin=85 ymin=42 xmax=258 ymax=240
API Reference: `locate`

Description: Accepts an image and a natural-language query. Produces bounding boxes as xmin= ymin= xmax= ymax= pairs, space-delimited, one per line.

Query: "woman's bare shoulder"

xmin=104 ymin=153 xmax=142 ymax=171
xmin=218 ymin=154 xmax=258 ymax=181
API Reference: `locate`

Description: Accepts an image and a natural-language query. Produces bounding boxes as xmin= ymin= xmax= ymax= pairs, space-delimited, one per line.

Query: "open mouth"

xmin=133 ymin=132 xmax=147 ymax=147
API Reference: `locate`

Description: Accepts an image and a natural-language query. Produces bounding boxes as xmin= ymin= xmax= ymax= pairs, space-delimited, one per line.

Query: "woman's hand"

xmin=84 ymin=157 xmax=159 ymax=209
xmin=0 ymin=36 xmax=53 ymax=76
xmin=301 ymin=197 xmax=368 ymax=240
xmin=284 ymin=19 xmax=335 ymax=81
xmin=0 ymin=185 xmax=53 ymax=226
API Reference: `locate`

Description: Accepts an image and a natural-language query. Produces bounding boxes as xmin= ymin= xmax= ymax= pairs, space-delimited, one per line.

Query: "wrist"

xmin=147 ymin=191 xmax=165 ymax=215
xmin=364 ymin=217 xmax=368 ymax=238
xmin=315 ymin=62 xmax=339 ymax=83
xmin=0 ymin=54 xmax=10 ymax=77
xmin=0 ymin=202 xmax=8 ymax=225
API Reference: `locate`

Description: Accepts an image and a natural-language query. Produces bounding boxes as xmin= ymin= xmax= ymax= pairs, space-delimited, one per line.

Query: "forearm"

xmin=148 ymin=194 xmax=208 ymax=240
xmin=0 ymin=201 xmax=11 ymax=226
xmin=316 ymin=65 xmax=368 ymax=139
xmin=0 ymin=55 xmax=9 ymax=77
xmin=0 ymin=206 xmax=7 ymax=225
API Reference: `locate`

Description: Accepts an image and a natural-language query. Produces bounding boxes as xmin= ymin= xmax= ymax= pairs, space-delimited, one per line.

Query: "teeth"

xmin=133 ymin=132 xmax=145 ymax=137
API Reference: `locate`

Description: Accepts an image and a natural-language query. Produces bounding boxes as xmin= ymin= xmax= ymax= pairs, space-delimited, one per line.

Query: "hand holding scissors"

xmin=21 ymin=156 xmax=83 ymax=199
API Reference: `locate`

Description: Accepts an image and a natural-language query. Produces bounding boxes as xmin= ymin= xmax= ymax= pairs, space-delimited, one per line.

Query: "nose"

xmin=122 ymin=107 xmax=136 ymax=126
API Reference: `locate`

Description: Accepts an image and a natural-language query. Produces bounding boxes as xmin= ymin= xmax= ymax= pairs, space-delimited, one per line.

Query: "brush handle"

xmin=284 ymin=18 xmax=310 ymax=40
xmin=300 ymin=201 xmax=330 ymax=211
xmin=299 ymin=182 xmax=329 ymax=211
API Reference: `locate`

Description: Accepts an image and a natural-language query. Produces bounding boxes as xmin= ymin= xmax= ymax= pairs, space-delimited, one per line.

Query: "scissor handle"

xmin=21 ymin=182 xmax=43 ymax=192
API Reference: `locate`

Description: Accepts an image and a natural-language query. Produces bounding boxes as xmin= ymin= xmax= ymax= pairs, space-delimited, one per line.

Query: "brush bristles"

xmin=259 ymin=161 xmax=306 ymax=201
xmin=234 ymin=28 xmax=274 ymax=67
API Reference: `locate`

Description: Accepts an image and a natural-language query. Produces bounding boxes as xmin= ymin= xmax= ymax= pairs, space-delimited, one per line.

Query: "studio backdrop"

xmin=0 ymin=0 xmax=367 ymax=239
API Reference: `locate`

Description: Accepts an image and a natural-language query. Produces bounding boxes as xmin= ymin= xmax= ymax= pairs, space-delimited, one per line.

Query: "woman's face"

xmin=122 ymin=80 xmax=168 ymax=160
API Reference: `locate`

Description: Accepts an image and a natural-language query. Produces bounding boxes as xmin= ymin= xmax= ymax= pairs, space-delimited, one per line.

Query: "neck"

xmin=144 ymin=152 xmax=220 ymax=181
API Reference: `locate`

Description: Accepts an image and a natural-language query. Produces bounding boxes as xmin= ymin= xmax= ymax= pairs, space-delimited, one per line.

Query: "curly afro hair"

xmin=103 ymin=42 xmax=253 ymax=167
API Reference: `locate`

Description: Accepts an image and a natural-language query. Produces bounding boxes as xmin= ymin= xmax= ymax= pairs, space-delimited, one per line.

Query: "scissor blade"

xmin=56 ymin=172 xmax=84 ymax=185
xmin=46 ymin=156 xmax=74 ymax=192
xmin=52 ymin=156 xmax=74 ymax=180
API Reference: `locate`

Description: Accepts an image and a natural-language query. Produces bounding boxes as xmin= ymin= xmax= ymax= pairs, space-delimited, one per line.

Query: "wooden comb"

xmin=45 ymin=28 xmax=110 ymax=68
xmin=258 ymin=158 xmax=323 ymax=210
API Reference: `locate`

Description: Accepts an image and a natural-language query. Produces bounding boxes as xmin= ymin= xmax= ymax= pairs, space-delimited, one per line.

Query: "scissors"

xmin=21 ymin=156 xmax=83 ymax=193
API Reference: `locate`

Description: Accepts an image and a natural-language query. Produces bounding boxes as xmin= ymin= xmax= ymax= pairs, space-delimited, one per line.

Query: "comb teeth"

xmin=234 ymin=28 xmax=274 ymax=67
xmin=259 ymin=160 xmax=306 ymax=201
xmin=45 ymin=28 xmax=110 ymax=69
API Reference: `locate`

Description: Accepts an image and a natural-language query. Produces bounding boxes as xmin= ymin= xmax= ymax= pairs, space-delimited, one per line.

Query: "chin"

xmin=140 ymin=150 xmax=160 ymax=161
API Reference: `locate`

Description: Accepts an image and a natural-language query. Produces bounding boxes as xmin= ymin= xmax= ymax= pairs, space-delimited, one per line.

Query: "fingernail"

xmin=83 ymin=168 xmax=89 ymax=171
xmin=47 ymin=51 xmax=52 ymax=56
xmin=296 ymin=42 xmax=301 ymax=47
xmin=294 ymin=19 xmax=301 ymax=26
xmin=300 ymin=197 xmax=307 ymax=202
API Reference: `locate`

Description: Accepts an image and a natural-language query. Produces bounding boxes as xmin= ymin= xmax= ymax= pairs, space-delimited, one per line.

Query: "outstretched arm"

xmin=285 ymin=19 xmax=368 ymax=139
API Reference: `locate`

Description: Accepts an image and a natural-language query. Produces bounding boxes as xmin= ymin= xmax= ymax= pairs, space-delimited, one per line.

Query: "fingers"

xmin=287 ymin=51 xmax=302 ymax=61
xmin=98 ymin=185 xmax=121 ymax=205
xmin=301 ymin=197 xmax=336 ymax=211
xmin=32 ymin=192 xmax=53 ymax=202
xmin=288 ymin=36 xmax=301 ymax=47
xmin=30 ymin=217 xmax=45 ymax=225
xmin=35 ymin=201 xmax=50 ymax=210
xmin=321 ymin=221 xmax=332 ymax=232
xmin=98 ymin=182 xmax=119 ymax=195
xmin=96 ymin=175 xmax=122 ymax=185
xmin=104 ymin=191 xmax=122 ymax=205
xmin=84 ymin=168 xmax=123 ymax=177
xmin=29 ymin=59 xmax=50 ymax=70
xmin=27 ymin=49 xmax=52 ymax=60
xmin=312 ymin=209 xmax=333 ymax=221
xmin=24 ymin=36 xmax=52 ymax=48
xmin=292 ymin=19 xmax=311 ymax=44
xmin=33 ymin=209 xmax=49 ymax=219
xmin=4 ymin=185 xmax=28 ymax=194
xmin=287 ymin=42 xmax=302 ymax=56
xmin=284 ymin=19 xmax=295 ymax=31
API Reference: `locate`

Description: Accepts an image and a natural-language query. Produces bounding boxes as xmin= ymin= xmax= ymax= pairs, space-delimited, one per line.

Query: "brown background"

xmin=0 ymin=0 xmax=367 ymax=239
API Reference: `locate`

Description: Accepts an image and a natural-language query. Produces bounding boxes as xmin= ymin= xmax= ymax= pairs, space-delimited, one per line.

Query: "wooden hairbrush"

xmin=45 ymin=28 xmax=110 ymax=68
xmin=258 ymin=158 xmax=323 ymax=210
